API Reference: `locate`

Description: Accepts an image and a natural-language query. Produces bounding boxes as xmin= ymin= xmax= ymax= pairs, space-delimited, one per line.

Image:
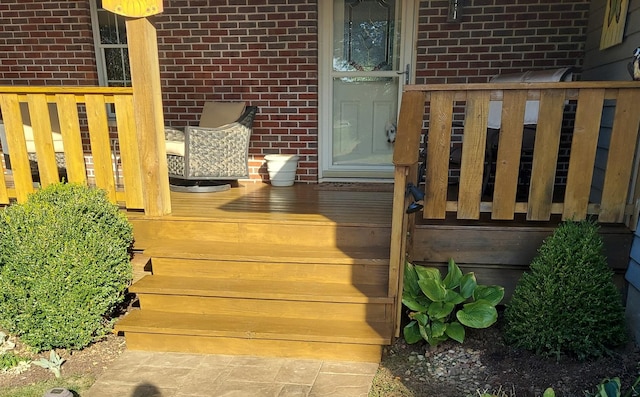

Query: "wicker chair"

xmin=165 ymin=102 xmax=258 ymax=192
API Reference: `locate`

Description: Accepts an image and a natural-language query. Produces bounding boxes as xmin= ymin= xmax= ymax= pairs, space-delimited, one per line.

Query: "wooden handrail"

xmin=0 ymin=86 xmax=147 ymax=211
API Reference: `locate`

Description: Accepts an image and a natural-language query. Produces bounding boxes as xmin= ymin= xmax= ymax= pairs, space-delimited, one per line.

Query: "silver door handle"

xmin=397 ymin=64 xmax=410 ymax=84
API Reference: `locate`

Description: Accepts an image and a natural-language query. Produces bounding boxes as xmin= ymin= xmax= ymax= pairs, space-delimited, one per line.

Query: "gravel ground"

xmin=370 ymin=322 xmax=640 ymax=397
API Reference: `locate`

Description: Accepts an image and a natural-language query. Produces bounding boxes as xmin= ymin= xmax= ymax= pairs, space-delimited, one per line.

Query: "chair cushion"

xmin=198 ymin=101 xmax=246 ymax=128
xmin=165 ymin=127 xmax=185 ymax=156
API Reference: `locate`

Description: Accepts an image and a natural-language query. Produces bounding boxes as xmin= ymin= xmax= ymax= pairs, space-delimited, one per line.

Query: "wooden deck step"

xmin=130 ymin=252 xmax=151 ymax=284
xmin=149 ymin=257 xmax=389 ymax=286
xmin=130 ymin=218 xmax=391 ymax=250
xmin=143 ymin=240 xmax=390 ymax=265
xmin=115 ymin=309 xmax=392 ymax=362
xmin=133 ymin=294 xmax=392 ymax=321
xmin=131 ymin=275 xmax=392 ymax=304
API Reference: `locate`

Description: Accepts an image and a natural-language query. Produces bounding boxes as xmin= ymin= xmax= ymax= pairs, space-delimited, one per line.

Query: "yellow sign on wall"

xmin=600 ymin=0 xmax=629 ymax=49
xmin=102 ymin=0 xmax=163 ymax=18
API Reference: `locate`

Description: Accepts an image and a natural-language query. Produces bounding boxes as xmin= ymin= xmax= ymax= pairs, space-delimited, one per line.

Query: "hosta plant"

xmin=402 ymin=259 xmax=504 ymax=347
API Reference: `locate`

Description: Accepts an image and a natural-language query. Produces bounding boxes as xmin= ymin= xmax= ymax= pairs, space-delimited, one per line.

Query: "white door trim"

xmin=318 ymin=0 xmax=418 ymax=182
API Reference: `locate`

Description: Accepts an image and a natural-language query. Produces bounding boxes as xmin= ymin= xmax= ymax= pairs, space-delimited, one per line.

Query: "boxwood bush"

xmin=0 ymin=183 xmax=133 ymax=351
xmin=503 ymin=220 xmax=627 ymax=360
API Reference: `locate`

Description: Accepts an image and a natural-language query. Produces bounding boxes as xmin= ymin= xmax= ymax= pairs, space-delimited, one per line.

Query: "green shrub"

xmin=503 ymin=220 xmax=627 ymax=360
xmin=0 ymin=183 xmax=133 ymax=351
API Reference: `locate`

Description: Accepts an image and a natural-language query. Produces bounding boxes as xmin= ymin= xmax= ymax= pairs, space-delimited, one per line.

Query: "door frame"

xmin=318 ymin=0 xmax=418 ymax=182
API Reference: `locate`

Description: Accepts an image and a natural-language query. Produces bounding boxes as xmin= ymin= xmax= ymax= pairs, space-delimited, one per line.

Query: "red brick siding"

xmin=415 ymin=0 xmax=589 ymax=85
xmin=156 ymin=1 xmax=319 ymax=183
xmin=0 ymin=0 xmax=98 ymax=86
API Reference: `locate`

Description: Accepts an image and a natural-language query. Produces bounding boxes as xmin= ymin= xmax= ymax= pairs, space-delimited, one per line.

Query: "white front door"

xmin=319 ymin=0 xmax=417 ymax=180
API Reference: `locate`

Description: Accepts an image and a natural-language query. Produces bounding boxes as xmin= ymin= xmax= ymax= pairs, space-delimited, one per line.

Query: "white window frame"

xmin=89 ymin=0 xmax=131 ymax=88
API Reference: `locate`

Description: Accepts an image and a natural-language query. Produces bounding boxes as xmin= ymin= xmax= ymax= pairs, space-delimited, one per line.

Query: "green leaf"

xmin=443 ymin=258 xmax=463 ymax=289
xmin=414 ymin=265 xmax=441 ymax=281
xmin=429 ymin=335 xmax=448 ymax=347
xmin=444 ymin=289 xmax=465 ymax=305
xmin=402 ymin=295 xmax=428 ymax=312
xmin=456 ymin=300 xmax=498 ymax=328
xmin=598 ymin=378 xmax=621 ymax=397
xmin=473 ymin=285 xmax=505 ymax=306
xmin=459 ymin=272 xmax=478 ymax=299
xmin=418 ymin=277 xmax=447 ymax=302
xmin=542 ymin=388 xmax=555 ymax=397
xmin=419 ymin=322 xmax=431 ymax=344
xmin=427 ymin=301 xmax=455 ymax=319
xmin=431 ymin=320 xmax=446 ymax=338
xmin=403 ymin=321 xmax=423 ymax=344
xmin=403 ymin=262 xmax=420 ymax=298
xmin=445 ymin=321 xmax=465 ymax=343
xmin=412 ymin=312 xmax=429 ymax=327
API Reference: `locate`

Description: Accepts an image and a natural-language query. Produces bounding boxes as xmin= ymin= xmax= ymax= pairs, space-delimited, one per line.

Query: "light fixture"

xmin=447 ymin=0 xmax=464 ymax=22
xmin=405 ymin=183 xmax=425 ymax=214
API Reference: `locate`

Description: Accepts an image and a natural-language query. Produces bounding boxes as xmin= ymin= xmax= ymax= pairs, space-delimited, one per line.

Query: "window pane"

xmin=104 ymin=48 xmax=130 ymax=85
xmin=333 ymin=0 xmax=396 ymax=72
xmin=97 ymin=0 xmax=127 ymax=44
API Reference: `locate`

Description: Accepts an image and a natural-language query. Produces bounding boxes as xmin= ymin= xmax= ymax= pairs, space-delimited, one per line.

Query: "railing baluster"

xmin=599 ymin=89 xmax=640 ymax=223
xmin=563 ymin=88 xmax=604 ymax=220
xmin=56 ymin=93 xmax=87 ymax=184
xmin=27 ymin=94 xmax=60 ymax=187
xmin=527 ymin=89 xmax=565 ymax=221
xmin=492 ymin=90 xmax=527 ymax=220
xmin=114 ymin=94 xmax=144 ymax=209
xmin=458 ymin=90 xmax=490 ymax=219
xmin=85 ymin=94 xmax=117 ymax=203
xmin=424 ymin=91 xmax=455 ymax=219
xmin=0 ymin=93 xmax=34 ymax=202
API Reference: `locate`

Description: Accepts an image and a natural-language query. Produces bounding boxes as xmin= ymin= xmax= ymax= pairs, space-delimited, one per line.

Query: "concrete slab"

xmin=84 ymin=351 xmax=378 ymax=397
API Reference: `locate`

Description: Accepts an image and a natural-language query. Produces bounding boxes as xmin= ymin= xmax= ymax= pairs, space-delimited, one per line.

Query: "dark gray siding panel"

xmin=583 ymin=0 xmax=640 ymax=80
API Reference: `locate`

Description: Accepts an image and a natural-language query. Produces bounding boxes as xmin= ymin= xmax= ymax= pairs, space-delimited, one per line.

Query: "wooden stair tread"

xmin=144 ymin=240 xmax=390 ymax=264
xmin=130 ymin=275 xmax=392 ymax=303
xmin=115 ymin=309 xmax=393 ymax=345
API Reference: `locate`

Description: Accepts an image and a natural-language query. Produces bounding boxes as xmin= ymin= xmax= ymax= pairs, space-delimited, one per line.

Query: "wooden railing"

xmin=0 ymin=87 xmax=144 ymax=209
xmin=388 ymin=81 xmax=640 ymax=334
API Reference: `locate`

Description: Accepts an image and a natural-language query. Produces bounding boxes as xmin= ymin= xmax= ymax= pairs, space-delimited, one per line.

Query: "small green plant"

xmin=402 ymin=259 xmax=504 ymax=347
xmin=32 ymin=350 xmax=65 ymax=378
xmin=0 ymin=183 xmax=133 ymax=351
xmin=0 ymin=352 xmax=30 ymax=371
xmin=504 ymin=220 xmax=627 ymax=360
xmin=0 ymin=331 xmax=30 ymax=373
xmin=586 ymin=376 xmax=640 ymax=397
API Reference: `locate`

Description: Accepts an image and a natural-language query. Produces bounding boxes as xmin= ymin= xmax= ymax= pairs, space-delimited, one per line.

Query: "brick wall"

xmin=156 ymin=1 xmax=319 ymax=183
xmin=0 ymin=0 xmax=97 ymax=86
xmin=415 ymin=0 xmax=590 ymax=85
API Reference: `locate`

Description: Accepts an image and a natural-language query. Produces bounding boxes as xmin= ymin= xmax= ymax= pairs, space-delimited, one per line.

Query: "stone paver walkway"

xmin=84 ymin=351 xmax=379 ymax=397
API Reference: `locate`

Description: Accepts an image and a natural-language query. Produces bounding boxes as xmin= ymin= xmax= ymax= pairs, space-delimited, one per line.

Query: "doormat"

xmin=314 ymin=183 xmax=394 ymax=192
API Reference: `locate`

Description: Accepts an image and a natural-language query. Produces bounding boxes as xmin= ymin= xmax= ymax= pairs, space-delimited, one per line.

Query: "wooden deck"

xmin=128 ymin=182 xmax=393 ymax=226
xmin=118 ymin=182 xmax=397 ymax=362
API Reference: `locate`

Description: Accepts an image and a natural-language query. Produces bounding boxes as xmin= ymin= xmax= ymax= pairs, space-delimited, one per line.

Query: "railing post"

xmin=125 ymin=17 xmax=171 ymax=216
xmin=390 ymin=88 xmax=426 ymax=336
